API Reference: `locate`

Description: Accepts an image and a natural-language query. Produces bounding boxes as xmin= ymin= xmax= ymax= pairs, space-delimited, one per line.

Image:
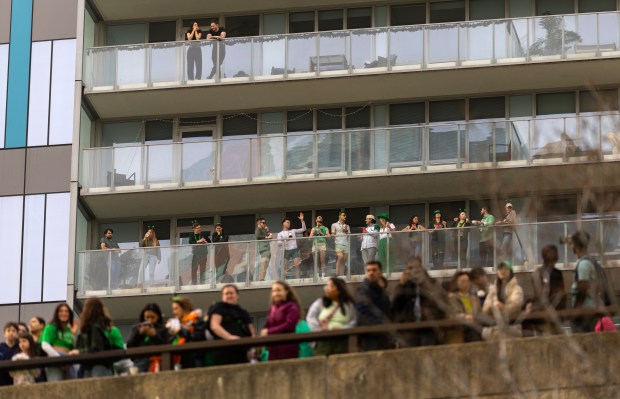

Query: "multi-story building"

xmin=0 ymin=0 xmax=79 ymax=324
xmin=3 ymin=0 xmax=620 ymax=329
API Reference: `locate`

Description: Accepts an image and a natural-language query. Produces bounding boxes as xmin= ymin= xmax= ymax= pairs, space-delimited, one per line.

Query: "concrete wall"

xmin=1 ymin=333 xmax=618 ymax=398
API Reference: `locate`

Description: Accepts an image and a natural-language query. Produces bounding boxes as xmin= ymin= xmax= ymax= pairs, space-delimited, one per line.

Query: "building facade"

xmin=3 ymin=0 xmax=620 ymax=327
xmin=0 ymin=0 xmax=80 ymax=324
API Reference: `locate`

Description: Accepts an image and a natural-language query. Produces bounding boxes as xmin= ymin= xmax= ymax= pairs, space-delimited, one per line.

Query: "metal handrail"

xmin=0 ymin=306 xmax=617 ymax=374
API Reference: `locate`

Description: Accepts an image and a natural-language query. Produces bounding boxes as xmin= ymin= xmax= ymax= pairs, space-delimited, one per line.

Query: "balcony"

xmin=82 ymin=112 xmax=620 ymax=191
xmin=76 ymin=218 xmax=620 ymax=301
xmin=83 ymin=12 xmax=620 ymax=117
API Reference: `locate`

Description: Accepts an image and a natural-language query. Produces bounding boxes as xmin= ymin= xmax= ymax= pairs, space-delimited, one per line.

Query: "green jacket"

xmin=480 ymin=214 xmax=495 ymax=242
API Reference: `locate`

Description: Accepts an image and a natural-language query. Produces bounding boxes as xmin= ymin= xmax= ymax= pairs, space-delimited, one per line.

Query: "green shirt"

xmin=105 ymin=326 xmax=125 ymax=349
xmin=40 ymin=324 xmax=74 ymax=350
xmin=480 ymin=214 xmax=495 ymax=242
xmin=312 ymin=226 xmax=329 ymax=244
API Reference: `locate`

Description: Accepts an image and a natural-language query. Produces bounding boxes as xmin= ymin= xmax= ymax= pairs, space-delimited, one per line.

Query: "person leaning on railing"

xmin=446 ymin=271 xmax=482 ymax=344
xmin=126 ymin=303 xmax=169 ymax=373
xmin=261 ymin=281 xmax=303 ymax=360
xmin=166 ymin=296 xmax=206 ymax=370
xmin=306 ymin=277 xmax=356 ymax=355
xmin=481 ymin=261 xmax=524 ymax=339
xmin=39 ymin=303 xmax=79 ymax=382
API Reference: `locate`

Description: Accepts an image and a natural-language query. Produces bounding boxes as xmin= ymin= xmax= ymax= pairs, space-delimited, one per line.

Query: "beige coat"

xmin=482 ymin=277 xmax=524 ymax=320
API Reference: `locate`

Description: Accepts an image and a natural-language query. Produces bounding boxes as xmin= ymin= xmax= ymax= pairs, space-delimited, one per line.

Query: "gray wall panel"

xmin=0 ymin=305 xmax=19 ymax=326
xmin=32 ymin=0 xmax=78 ymax=41
xmin=25 ymin=145 xmax=71 ymax=194
xmin=0 ymin=148 xmax=25 ymax=195
xmin=20 ymin=302 xmax=63 ymax=324
xmin=0 ymin=0 xmax=10 ymax=44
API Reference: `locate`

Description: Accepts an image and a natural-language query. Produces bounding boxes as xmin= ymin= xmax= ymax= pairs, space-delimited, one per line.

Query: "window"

xmin=578 ymin=0 xmax=616 ymax=12
xmin=98 ymin=222 xmax=140 ymax=248
xmin=429 ymin=100 xmax=466 ymax=122
xmin=469 ymin=0 xmax=505 ymax=20
xmin=180 ymin=116 xmax=216 ymax=127
xmin=287 ymin=110 xmax=313 ymax=133
xmin=0 ymin=196 xmax=23 ymax=304
xmin=43 ymin=193 xmax=70 ymax=301
xmin=289 ymin=12 xmax=315 ymax=33
xmin=106 ymin=24 xmax=146 ymax=45
xmin=536 ymin=0 xmax=574 ymax=15
xmin=344 ymin=207 xmax=370 ymax=229
xmin=261 ymin=112 xmax=284 ymax=135
xmin=374 ymin=6 xmax=388 ymax=27
xmin=469 ymin=97 xmax=505 ymax=120
xmin=220 ymin=214 xmax=255 ymax=235
xmin=27 ymin=41 xmax=52 ymax=147
xmin=101 ymin=122 xmax=142 ymax=146
xmin=345 ymin=106 xmax=370 ymax=128
xmin=390 ymin=103 xmax=425 ymax=125
xmin=21 ymin=195 xmax=45 ymax=303
xmin=145 ymin=121 xmax=172 ymax=142
xmin=263 ymin=14 xmax=286 ymax=35
xmin=317 ymin=108 xmax=342 ymax=130
xmin=430 ymin=1 xmax=466 ymax=23
xmin=226 ymin=15 xmax=260 ymax=37
xmin=177 ymin=217 xmax=214 ymax=227
xmin=390 ymin=4 xmax=426 ymax=26
xmin=223 ymin=114 xmax=257 ymax=136
xmin=579 ymin=90 xmax=619 ymax=113
xmin=148 ymin=21 xmax=177 ymax=43
xmin=142 ymin=220 xmax=171 ymax=240
xmin=389 ymin=204 xmax=426 ymax=229
xmin=49 ymin=39 xmax=76 ymax=145
xmin=536 ymin=92 xmax=576 ymax=115
xmin=318 ymin=10 xmax=343 ymax=31
xmin=508 ymin=0 xmax=532 ymax=18
xmin=347 ymin=8 xmax=372 ymax=29
xmin=509 ymin=95 xmax=533 ymax=117
xmin=0 ymin=44 xmax=7 ymax=149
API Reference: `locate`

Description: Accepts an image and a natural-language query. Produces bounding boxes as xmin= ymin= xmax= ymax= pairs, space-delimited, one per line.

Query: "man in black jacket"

xmin=355 ymin=261 xmax=391 ymax=350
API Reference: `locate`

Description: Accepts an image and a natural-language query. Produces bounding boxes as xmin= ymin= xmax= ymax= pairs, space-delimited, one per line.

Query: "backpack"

xmin=574 ymin=256 xmax=613 ymax=307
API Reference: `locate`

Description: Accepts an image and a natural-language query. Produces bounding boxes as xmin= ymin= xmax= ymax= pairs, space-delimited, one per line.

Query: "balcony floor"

xmin=85 ymin=57 xmax=620 ymax=119
xmin=80 ymin=159 xmax=620 ymax=220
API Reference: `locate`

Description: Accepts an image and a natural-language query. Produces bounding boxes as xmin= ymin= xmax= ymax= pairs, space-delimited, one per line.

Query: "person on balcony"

xmin=428 ymin=210 xmax=447 ymax=269
xmin=207 ymin=19 xmax=226 ymax=79
xmin=453 ymin=210 xmax=472 ymax=268
xmin=185 ymin=22 xmax=202 ymax=80
xmin=211 ymin=223 xmax=232 ymax=283
xmin=189 ymin=222 xmax=210 ymax=285
xmin=255 ymin=217 xmax=273 ymax=281
xmin=309 ymin=215 xmax=330 ymax=278
xmin=472 ymin=206 xmax=495 ymax=267
xmin=138 ymin=227 xmax=161 ymax=288
xmin=360 ymin=215 xmax=379 ymax=265
xmin=377 ymin=213 xmax=396 ymax=273
xmin=100 ymin=228 xmax=121 ymax=289
xmin=331 ymin=212 xmax=350 ymax=277
xmin=495 ymin=202 xmax=517 ymax=262
xmin=277 ymin=213 xmax=307 ymax=279
xmin=402 ymin=215 xmax=425 ymax=259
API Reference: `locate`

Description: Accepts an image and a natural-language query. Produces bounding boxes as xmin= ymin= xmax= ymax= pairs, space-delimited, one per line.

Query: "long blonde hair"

xmin=145 ymin=229 xmax=160 ymax=246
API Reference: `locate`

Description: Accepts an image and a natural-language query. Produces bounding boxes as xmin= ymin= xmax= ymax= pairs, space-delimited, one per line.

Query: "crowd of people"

xmin=1 ymin=230 xmax=615 ymax=386
xmin=97 ymin=204 xmax=520 ymax=288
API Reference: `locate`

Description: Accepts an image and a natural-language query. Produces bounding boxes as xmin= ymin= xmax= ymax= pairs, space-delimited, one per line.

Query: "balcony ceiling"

xmin=92 ymin=0 xmax=371 ymax=21
xmin=86 ymin=58 xmax=620 ymax=120
xmin=80 ymin=161 xmax=620 ymax=220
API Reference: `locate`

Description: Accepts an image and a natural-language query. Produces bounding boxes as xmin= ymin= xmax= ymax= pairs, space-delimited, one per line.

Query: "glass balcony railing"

xmin=75 ymin=217 xmax=620 ymax=298
xmin=81 ymin=113 xmax=620 ymax=192
xmin=84 ymin=12 xmax=620 ymax=92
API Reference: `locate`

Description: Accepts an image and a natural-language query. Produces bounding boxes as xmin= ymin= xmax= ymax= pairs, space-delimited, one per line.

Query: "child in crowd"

xmin=10 ymin=333 xmax=41 ymax=385
xmin=0 ymin=322 xmax=20 ymax=385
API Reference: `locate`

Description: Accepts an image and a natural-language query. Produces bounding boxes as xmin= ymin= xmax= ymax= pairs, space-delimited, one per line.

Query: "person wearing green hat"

xmin=428 ymin=210 xmax=447 ymax=269
xmin=482 ymin=260 xmax=523 ymax=321
xmin=377 ymin=214 xmax=396 ymax=273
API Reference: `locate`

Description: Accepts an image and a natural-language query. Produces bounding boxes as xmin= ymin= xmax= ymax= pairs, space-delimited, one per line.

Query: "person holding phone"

xmin=126 ymin=303 xmax=168 ymax=372
xmin=189 ymin=223 xmax=211 ymax=285
xmin=185 ymin=21 xmax=203 ymax=80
